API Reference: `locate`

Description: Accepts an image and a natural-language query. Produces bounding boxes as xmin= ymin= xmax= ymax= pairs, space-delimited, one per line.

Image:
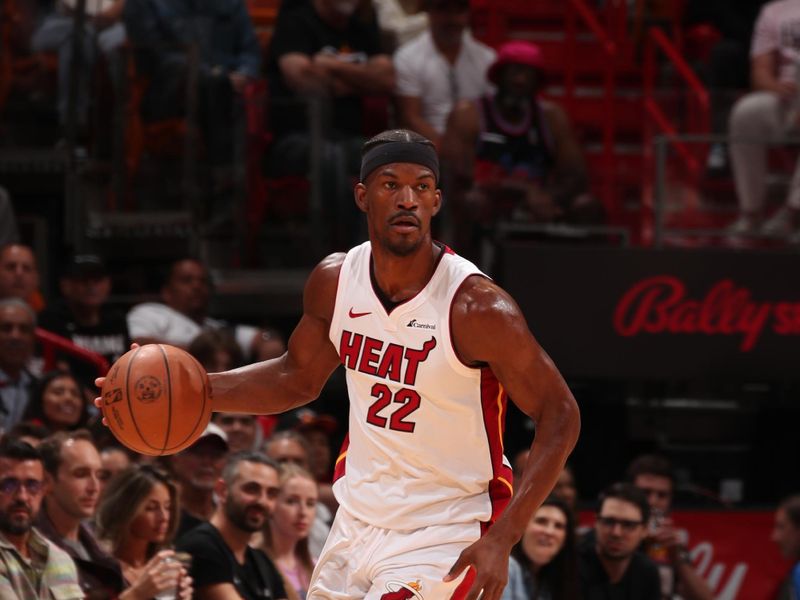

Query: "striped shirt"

xmin=0 ymin=528 xmax=84 ymax=599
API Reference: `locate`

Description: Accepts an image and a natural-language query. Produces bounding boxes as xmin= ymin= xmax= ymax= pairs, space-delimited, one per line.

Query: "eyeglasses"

xmin=597 ymin=516 xmax=643 ymax=532
xmin=0 ymin=478 xmax=43 ymax=496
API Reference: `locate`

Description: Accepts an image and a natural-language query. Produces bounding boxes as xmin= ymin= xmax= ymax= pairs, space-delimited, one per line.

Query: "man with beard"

xmin=627 ymin=454 xmax=712 ymax=600
xmin=98 ymin=129 xmax=579 ymax=599
xmin=36 ymin=431 xmax=127 ymax=599
xmin=0 ymin=437 xmax=83 ymax=597
xmin=176 ymin=452 xmax=287 ymax=600
xmin=201 ymin=129 xmax=580 ymax=600
xmin=168 ymin=423 xmax=230 ymax=539
xmin=579 ymin=483 xmax=661 ymax=599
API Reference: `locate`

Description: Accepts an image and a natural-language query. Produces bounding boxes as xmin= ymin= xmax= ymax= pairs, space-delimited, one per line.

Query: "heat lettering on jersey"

xmin=339 ymin=330 xmax=437 ymax=386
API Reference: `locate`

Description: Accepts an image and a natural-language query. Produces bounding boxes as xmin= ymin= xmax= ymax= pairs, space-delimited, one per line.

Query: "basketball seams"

xmin=126 ymin=346 xmax=162 ymax=454
xmin=158 ymin=344 xmax=173 ymax=455
xmin=105 ymin=344 xmax=211 ymax=456
xmin=104 ymin=351 xmax=132 ymax=452
xmin=162 ymin=351 xmax=209 ymax=453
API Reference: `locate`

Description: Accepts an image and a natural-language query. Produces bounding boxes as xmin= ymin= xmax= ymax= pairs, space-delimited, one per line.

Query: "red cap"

xmin=487 ymin=40 xmax=546 ymax=85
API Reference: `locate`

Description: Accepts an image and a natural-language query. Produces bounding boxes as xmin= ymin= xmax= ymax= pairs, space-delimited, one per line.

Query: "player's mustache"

xmin=389 ymin=211 xmax=420 ymax=226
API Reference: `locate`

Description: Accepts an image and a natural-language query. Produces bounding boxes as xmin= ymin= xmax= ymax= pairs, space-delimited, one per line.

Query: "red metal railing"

xmin=565 ymin=0 xmax=619 ymax=218
xmin=642 ymin=26 xmax=711 ymax=243
xmin=36 ymin=328 xmax=110 ymax=377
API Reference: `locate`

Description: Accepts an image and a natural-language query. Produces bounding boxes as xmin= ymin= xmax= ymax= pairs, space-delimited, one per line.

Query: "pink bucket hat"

xmin=487 ymin=40 xmax=546 ymax=85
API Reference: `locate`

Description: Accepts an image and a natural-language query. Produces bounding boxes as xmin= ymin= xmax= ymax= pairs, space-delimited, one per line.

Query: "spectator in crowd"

xmin=265 ymin=0 xmax=394 ymax=248
xmin=0 ymin=437 xmax=83 ymax=598
xmin=0 ymin=243 xmax=43 ymax=312
xmin=97 ymin=444 xmax=133 ymax=491
xmin=264 ymin=430 xmax=311 ymax=469
xmin=5 ymin=421 xmax=50 ymax=447
xmin=95 ymin=463 xmax=192 ymax=598
xmin=772 ymin=494 xmax=800 ymax=600
xmin=127 ymin=257 xmax=285 ymax=363
xmin=394 ymin=0 xmax=495 ymax=146
xmin=39 ymin=254 xmax=130 ymax=372
xmin=35 ymin=430 xmax=125 ymax=598
xmin=167 ymin=422 xmax=229 ymax=539
xmin=627 ymin=454 xmax=712 ymax=600
xmin=0 ymin=298 xmax=38 ymax=432
xmin=122 ymin=0 xmax=260 ymax=186
xmin=263 ymin=429 xmax=331 ymax=559
xmin=188 ymin=328 xmax=245 ymax=372
xmin=579 ymin=482 xmax=661 ymax=599
xmin=256 ymin=463 xmax=318 ymax=597
xmin=685 ymin=0 xmax=770 ymax=172
xmin=0 ymin=188 xmax=20 ymax=247
xmin=443 ymin=40 xmax=598 ymax=258
xmin=514 ymin=449 xmax=578 ymax=519
xmin=22 ymin=370 xmax=91 ymax=433
xmin=553 ymin=464 xmax=579 ymax=516
xmin=212 ymin=413 xmax=263 ymax=454
xmin=729 ymin=0 xmax=800 ymax=240
xmin=501 ymin=495 xmax=580 ymax=600
xmin=279 ymin=407 xmax=338 ymax=514
xmin=31 ymin=0 xmax=127 ymax=138
xmin=176 ymin=452 xmax=288 ymax=600
xmin=373 ymin=0 xmax=428 ymax=49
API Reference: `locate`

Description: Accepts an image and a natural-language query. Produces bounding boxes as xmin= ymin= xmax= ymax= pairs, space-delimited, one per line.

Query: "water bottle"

xmin=153 ymin=555 xmax=181 ymax=600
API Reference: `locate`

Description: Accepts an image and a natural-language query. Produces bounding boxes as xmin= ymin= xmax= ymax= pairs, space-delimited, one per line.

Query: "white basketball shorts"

xmin=307 ymin=507 xmax=481 ymax=600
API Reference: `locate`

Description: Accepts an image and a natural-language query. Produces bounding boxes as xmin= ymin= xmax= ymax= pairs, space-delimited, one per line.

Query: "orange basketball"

xmin=100 ymin=344 xmax=211 ymax=456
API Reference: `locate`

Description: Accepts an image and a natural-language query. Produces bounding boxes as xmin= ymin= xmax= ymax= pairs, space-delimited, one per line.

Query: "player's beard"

xmin=379 ymin=235 xmax=421 ymax=257
xmin=375 ymin=218 xmax=425 ymax=257
xmin=0 ymin=502 xmax=32 ymax=536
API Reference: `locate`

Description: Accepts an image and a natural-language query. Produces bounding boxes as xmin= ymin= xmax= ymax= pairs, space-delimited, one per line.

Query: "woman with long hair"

xmin=257 ymin=463 xmax=318 ymax=599
xmin=502 ymin=495 xmax=580 ymax=600
xmin=95 ymin=464 xmax=192 ymax=599
xmin=22 ymin=370 xmax=90 ymax=432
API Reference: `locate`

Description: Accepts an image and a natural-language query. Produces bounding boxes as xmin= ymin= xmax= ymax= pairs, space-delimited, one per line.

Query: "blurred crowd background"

xmin=2 ymin=0 xmax=800 ymax=598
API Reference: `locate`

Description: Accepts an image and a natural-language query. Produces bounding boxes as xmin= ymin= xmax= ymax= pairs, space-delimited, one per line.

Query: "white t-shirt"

xmin=394 ymin=30 xmax=495 ymax=134
xmin=751 ymin=0 xmax=800 ymax=83
xmin=127 ymin=302 xmax=258 ymax=358
xmin=328 ymin=241 xmax=513 ymax=530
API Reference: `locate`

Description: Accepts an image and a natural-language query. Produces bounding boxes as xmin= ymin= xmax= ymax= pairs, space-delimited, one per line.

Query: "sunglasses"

xmin=597 ymin=516 xmax=643 ymax=532
xmin=0 ymin=478 xmax=43 ymax=496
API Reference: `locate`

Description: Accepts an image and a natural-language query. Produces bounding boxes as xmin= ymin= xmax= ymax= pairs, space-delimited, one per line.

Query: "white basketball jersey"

xmin=328 ymin=241 xmax=513 ymax=530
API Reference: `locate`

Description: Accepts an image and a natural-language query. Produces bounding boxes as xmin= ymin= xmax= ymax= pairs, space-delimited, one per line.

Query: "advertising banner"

xmin=500 ymin=244 xmax=800 ymax=379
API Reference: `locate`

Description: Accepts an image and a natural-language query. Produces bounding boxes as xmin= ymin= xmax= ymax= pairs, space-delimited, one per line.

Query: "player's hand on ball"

xmin=94 ymin=343 xmax=140 ymax=425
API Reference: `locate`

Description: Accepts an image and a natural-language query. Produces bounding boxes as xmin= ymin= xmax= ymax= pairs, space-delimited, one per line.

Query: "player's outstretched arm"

xmin=208 ymin=254 xmax=345 ymax=416
xmin=445 ymin=275 xmax=581 ymax=600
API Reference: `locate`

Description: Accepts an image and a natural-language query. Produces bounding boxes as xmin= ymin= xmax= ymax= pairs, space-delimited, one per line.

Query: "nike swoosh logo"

xmin=348 ymin=308 xmax=371 ymax=318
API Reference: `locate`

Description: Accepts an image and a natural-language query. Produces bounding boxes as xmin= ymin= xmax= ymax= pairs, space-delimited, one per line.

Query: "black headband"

xmin=359 ymin=142 xmax=440 ymax=183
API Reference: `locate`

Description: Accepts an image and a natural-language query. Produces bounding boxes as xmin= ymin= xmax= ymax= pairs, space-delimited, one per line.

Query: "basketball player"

xmin=100 ymin=129 xmax=580 ymax=600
